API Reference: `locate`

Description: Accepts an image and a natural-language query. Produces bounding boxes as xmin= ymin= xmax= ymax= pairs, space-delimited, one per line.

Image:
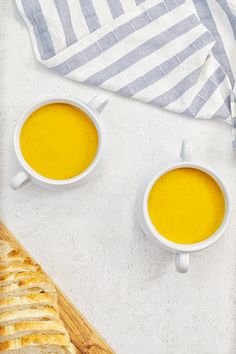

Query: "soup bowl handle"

xmin=181 ymin=139 xmax=192 ymax=161
xmin=88 ymin=94 xmax=108 ymax=114
xmin=10 ymin=171 xmax=30 ymax=190
xmin=175 ymin=253 xmax=190 ymax=273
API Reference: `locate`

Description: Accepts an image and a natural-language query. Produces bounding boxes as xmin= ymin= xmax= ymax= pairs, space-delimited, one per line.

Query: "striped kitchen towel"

xmin=16 ymin=0 xmax=236 ymax=121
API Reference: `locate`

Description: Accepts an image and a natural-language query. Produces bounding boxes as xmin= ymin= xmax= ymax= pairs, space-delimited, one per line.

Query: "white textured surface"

xmin=1 ymin=2 xmax=236 ymax=353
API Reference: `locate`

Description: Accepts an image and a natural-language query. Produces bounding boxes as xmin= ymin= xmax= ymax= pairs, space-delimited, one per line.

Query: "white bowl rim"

xmin=14 ymin=96 xmax=103 ymax=186
xmin=143 ymin=161 xmax=232 ymax=253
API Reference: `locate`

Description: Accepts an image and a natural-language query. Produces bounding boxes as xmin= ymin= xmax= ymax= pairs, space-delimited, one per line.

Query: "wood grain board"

xmin=0 ymin=222 xmax=115 ymax=354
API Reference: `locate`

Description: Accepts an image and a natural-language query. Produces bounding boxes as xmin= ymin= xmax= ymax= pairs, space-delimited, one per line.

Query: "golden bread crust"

xmin=0 ymin=333 xmax=69 ymax=351
xmin=0 ymin=293 xmax=58 ymax=312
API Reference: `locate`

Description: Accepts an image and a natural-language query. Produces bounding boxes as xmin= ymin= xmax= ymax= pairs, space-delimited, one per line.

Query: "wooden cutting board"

xmin=0 ymin=222 xmax=115 ymax=354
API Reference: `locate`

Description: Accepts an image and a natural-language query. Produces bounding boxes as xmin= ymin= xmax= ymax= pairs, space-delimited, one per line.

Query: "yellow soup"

xmin=20 ymin=103 xmax=98 ymax=180
xmin=148 ymin=168 xmax=225 ymax=244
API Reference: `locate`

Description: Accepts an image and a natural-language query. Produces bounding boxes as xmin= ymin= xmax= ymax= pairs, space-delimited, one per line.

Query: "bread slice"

xmin=0 ymin=250 xmax=29 ymax=265
xmin=0 ymin=333 xmax=76 ymax=353
xmin=0 ymin=271 xmax=46 ymax=287
xmin=0 ymin=345 xmax=75 ymax=353
xmin=0 ymin=277 xmax=56 ymax=298
xmin=0 ymin=262 xmax=41 ymax=276
xmin=0 ymin=320 xmax=67 ymax=342
xmin=0 ymin=306 xmax=59 ymax=326
xmin=0 ymin=293 xmax=58 ymax=313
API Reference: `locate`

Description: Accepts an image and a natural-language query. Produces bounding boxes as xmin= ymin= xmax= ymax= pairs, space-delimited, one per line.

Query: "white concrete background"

xmin=1 ymin=2 xmax=236 ymax=353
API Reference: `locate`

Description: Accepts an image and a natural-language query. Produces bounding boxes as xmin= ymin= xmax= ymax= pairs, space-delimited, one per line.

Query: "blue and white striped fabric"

xmin=16 ymin=0 xmax=236 ymax=120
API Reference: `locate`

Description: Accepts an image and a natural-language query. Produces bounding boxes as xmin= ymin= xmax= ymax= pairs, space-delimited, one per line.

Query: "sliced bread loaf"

xmin=0 ymin=241 xmax=76 ymax=353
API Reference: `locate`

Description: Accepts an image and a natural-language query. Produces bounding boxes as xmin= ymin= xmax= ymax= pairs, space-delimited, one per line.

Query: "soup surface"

xmin=148 ymin=168 xmax=225 ymax=244
xmin=20 ymin=103 xmax=98 ymax=180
